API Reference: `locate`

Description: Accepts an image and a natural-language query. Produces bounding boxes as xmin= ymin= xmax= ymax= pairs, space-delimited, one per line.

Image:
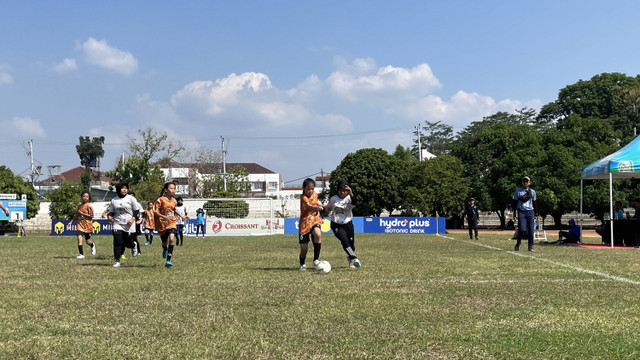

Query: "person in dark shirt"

xmin=464 ymin=198 xmax=480 ymax=240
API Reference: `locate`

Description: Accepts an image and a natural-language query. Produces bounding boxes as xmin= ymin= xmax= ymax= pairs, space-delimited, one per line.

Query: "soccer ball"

xmin=316 ymin=260 xmax=331 ymax=274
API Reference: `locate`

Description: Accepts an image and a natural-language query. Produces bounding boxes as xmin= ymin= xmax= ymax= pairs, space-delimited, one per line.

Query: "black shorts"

xmin=76 ymin=230 xmax=91 ymax=240
xmin=298 ymin=224 xmax=321 ymax=244
xmin=160 ymin=228 xmax=177 ymax=242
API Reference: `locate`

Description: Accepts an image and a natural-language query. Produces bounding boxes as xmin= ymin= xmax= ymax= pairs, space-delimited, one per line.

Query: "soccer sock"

xmin=149 ymin=235 xmax=153 ymax=244
xmin=145 ymin=233 xmax=149 ymax=242
xmin=78 ymin=245 xmax=83 ymax=255
xmin=136 ymin=240 xmax=141 ymax=254
xmin=299 ymin=256 xmax=306 ymax=266
xmin=313 ymin=242 xmax=321 ymax=261
xmin=167 ymin=245 xmax=174 ymax=261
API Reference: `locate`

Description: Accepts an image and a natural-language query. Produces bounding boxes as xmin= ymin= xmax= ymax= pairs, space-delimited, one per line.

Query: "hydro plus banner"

xmin=363 ymin=217 xmax=445 ymax=234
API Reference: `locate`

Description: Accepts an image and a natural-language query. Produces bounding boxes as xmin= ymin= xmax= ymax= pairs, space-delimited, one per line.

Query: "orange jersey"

xmin=154 ymin=196 xmax=177 ymax=234
xmin=299 ymin=192 xmax=322 ymax=235
xmin=144 ymin=209 xmax=155 ymax=229
xmin=76 ymin=203 xmax=94 ymax=233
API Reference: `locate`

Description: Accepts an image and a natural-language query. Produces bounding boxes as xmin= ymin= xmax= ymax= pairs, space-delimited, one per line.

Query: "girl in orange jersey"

xmin=143 ymin=202 xmax=155 ymax=246
xmin=155 ymin=182 xmax=178 ymax=268
xmin=73 ymin=191 xmax=96 ymax=259
xmin=298 ymin=178 xmax=324 ymax=271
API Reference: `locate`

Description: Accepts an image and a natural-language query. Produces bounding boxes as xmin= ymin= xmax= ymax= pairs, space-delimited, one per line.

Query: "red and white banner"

xmin=208 ymin=218 xmax=285 ymax=235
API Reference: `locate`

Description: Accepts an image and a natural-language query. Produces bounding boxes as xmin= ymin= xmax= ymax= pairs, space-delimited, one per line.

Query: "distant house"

xmin=37 ymin=166 xmax=116 ymax=200
xmin=156 ymin=161 xmax=282 ymax=198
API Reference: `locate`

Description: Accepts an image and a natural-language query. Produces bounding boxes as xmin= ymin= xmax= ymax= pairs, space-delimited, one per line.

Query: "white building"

xmin=157 ymin=161 xmax=282 ymax=198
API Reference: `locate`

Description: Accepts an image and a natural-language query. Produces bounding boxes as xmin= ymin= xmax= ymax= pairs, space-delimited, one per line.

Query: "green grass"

xmin=3 ymin=233 xmax=640 ymax=359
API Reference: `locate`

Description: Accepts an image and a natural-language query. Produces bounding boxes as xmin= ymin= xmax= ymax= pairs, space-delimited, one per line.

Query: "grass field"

xmin=3 ymin=232 xmax=640 ymax=359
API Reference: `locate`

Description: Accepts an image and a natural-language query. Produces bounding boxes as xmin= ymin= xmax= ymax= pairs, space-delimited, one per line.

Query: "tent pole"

xmin=579 ymin=178 xmax=583 ymax=243
xmin=610 ymin=172 xmax=614 ymax=248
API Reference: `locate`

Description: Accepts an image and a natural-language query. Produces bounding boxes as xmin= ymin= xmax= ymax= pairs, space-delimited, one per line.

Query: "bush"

xmin=203 ymin=200 xmax=249 ymax=218
xmin=47 ymin=182 xmax=83 ymax=219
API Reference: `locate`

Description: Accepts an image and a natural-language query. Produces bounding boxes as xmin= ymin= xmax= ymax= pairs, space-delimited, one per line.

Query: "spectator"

xmin=554 ymin=218 xmax=580 ymax=244
xmin=464 ymin=198 xmax=479 ymax=240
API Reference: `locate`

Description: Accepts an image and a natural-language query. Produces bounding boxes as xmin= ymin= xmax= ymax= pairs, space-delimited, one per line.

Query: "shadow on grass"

xmin=79 ymin=262 xmax=160 ymax=268
xmin=253 ymin=267 xmax=303 ymax=271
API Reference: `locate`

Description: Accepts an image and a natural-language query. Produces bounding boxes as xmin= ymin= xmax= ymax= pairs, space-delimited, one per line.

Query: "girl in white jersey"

xmin=174 ymin=197 xmax=188 ymax=246
xmin=107 ymin=182 xmax=139 ymax=268
xmin=324 ymin=180 xmax=361 ymax=268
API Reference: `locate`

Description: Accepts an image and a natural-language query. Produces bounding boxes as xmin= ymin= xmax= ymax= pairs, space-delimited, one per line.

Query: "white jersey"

xmin=175 ymin=204 xmax=187 ymax=225
xmin=326 ymin=194 xmax=354 ymax=224
xmin=108 ymin=195 xmax=139 ymax=232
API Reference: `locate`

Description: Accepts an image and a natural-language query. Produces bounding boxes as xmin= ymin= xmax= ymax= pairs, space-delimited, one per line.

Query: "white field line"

xmin=437 ymin=234 xmax=640 ymax=285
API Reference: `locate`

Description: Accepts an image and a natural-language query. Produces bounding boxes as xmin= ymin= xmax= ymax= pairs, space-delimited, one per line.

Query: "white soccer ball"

xmin=316 ymin=260 xmax=331 ymax=274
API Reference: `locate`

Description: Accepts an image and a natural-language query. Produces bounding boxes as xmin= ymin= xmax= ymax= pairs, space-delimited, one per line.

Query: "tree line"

xmin=330 ymin=72 xmax=640 ymax=227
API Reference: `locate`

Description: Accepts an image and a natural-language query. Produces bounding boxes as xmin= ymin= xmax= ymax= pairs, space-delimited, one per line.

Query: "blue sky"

xmin=2 ymin=1 xmax=640 ymax=186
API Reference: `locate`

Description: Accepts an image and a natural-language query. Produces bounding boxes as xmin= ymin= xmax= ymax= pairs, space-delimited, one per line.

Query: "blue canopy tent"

xmin=580 ymin=135 xmax=640 ymax=247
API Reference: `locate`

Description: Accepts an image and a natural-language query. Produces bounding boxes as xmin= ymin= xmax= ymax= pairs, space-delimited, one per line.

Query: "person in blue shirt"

xmin=195 ymin=208 xmax=205 ymax=237
xmin=513 ymin=176 xmax=537 ymax=252
xmin=557 ymin=218 xmax=580 ymax=244
xmin=464 ymin=198 xmax=480 ymax=240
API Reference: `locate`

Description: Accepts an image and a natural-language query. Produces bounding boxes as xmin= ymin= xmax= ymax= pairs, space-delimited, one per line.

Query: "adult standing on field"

xmin=464 ymin=198 xmax=480 ymax=240
xmin=513 ymin=176 xmax=537 ymax=252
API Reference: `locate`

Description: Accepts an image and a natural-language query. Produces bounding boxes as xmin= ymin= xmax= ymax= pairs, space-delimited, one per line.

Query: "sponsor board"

xmin=1 ymin=200 xmax=28 ymax=221
xmin=363 ymin=217 xmax=445 ymax=234
xmin=208 ymin=218 xmax=285 ymax=235
xmin=284 ymin=217 xmax=365 ymax=234
xmin=51 ymin=219 xmax=114 ymax=236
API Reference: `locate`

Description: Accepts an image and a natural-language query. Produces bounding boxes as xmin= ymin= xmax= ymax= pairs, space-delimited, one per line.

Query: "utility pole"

xmin=415 ymin=125 xmax=422 ymax=161
xmin=221 ymin=136 xmax=227 ymax=191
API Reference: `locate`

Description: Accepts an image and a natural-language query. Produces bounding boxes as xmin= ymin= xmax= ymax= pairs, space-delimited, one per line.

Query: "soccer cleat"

xmin=162 ymin=250 xmax=168 ymax=259
xmin=113 ymin=261 xmax=120 ymax=268
xmin=514 ymin=245 xmax=519 ymax=251
xmin=528 ymin=248 xmax=535 ymax=252
xmin=144 ymin=242 xmax=149 ymax=246
xmin=299 ymin=264 xmax=307 ymax=271
xmin=312 ymin=259 xmax=321 ymax=268
xmin=76 ymin=254 xmax=85 ymax=259
xmin=132 ymin=244 xmax=139 ymax=257
xmin=354 ymin=258 xmax=361 ymax=268
xmin=348 ymin=258 xmax=356 ymax=268
xmin=165 ymin=260 xmax=173 ymax=268
xmin=121 ymin=254 xmax=126 ymax=260
xmin=91 ymin=244 xmax=96 ymax=256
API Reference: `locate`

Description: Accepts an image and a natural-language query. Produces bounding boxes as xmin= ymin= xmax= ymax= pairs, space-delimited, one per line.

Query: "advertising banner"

xmin=363 ymin=217 xmax=445 ymax=234
xmin=0 ymin=199 xmax=27 ymax=221
xmin=51 ymin=219 xmax=113 ymax=236
xmin=208 ymin=218 xmax=285 ymax=235
xmin=284 ymin=217 xmax=365 ymax=234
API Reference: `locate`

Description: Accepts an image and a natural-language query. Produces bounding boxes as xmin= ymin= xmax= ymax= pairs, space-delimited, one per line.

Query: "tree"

xmin=413 ymin=121 xmax=454 ymax=157
xmin=128 ymin=127 xmax=186 ymax=162
xmin=537 ymin=72 xmax=640 ymax=123
xmin=47 ymin=181 xmax=83 ymax=219
xmin=201 ymin=165 xmax=251 ymax=198
xmin=185 ymin=146 xmax=222 ymax=197
xmin=0 ymin=166 xmax=39 ymax=219
xmin=76 ymin=136 xmax=105 ymax=190
xmin=330 ymin=148 xmax=402 ymax=216
xmin=406 ymin=155 xmax=470 ymax=217
xmin=452 ymin=120 xmax=544 ymax=228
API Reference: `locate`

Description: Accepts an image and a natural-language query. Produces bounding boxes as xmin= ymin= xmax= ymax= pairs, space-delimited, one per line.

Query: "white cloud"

xmin=80 ymin=37 xmax=138 ymax=76
xmin=54 ymin=58 xmax=77 ymax=73
xmin=171 ymin=72 xmax=273 ymax=115
xmin=327 ymin=58 xmax=441 ymax=102
xmin=1 ymin=117 xmax=46 ymax=137
xmin=0 ymin=63 xmax=13 ymax=84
